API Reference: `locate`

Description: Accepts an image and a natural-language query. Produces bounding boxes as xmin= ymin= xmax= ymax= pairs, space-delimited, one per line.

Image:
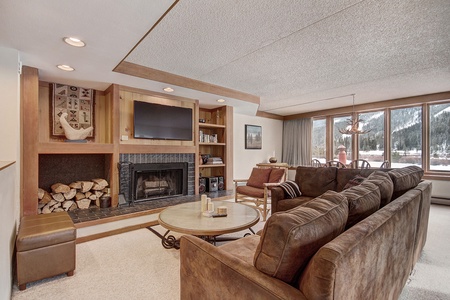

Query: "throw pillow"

xmin=365 ymin=171 xmax=394 ymax=207
xmin=279 ymin=180 xmax=302 ymax=198
xmin=253 ymin=190 xmax=348 ymax=284
xmin=343 ymin=174 xmax=366 ymax=190
xmin=246 ymin=168 xmax=272 ymax=189
xmin=268 ymin=168 xmax=286 ymax=183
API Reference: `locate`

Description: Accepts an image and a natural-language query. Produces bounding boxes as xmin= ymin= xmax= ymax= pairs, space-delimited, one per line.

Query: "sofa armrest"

xmin=270 ymin=186 xmax=286 ymax=214
xmin=180 ymin=235 xmax=305 ymax=300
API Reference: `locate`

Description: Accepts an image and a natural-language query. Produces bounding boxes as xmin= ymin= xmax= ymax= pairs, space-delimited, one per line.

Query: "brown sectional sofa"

xmin=180 ymin=166 xmax=431 ymax=299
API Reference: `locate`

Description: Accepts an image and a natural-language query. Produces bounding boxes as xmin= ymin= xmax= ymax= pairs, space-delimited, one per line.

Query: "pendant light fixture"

xmin=338 ymin=94 xmax=371 ymax=135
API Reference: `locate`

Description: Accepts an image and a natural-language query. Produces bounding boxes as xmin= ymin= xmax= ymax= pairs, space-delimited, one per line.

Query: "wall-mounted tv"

xmin=133 ymin=101 xmax=193 ymax=141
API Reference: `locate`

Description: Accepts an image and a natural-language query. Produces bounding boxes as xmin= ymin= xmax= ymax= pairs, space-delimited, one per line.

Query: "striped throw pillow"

xmin=279 ymin=180 xmax=302 ymax=198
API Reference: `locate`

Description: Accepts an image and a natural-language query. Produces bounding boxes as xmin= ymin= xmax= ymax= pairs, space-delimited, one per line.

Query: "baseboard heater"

xmin=431 ymin=197 xmax=450 ymax=206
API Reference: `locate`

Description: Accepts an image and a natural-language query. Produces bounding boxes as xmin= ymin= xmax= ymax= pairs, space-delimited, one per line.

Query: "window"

xmin=333 ymin=116 xmax=352 ymax=163
xmin=429 ymin=103 xmax=450 ymax=171
xmin=358 ymin=111 xmax=385 ymax=167
xmin=312 ymin=119 xmax=326 ymax=163
xmin=390 ymin=106 xmax=422 ymax=167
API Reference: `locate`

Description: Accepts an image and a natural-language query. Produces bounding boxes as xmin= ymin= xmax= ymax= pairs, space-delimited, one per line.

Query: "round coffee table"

xmin=150 ymin=200 xmax=260 ymax=249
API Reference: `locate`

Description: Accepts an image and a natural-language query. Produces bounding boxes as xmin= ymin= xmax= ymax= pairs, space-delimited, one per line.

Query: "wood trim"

xmin=423 ymin=173 xmax=450 ymax=181
xmin=283 ymin=91 xmax=450 ymax=120
xmin=21 ymin=66 xmax=39 ymax=217
xmin=114 ymin=61 xmax=260 ymax=105
xmin=225 ymin=106 xmax=234 ymax=190
xmin=0 ymin=161 xmax=15 ymax=171
xmin=255 ymin=110 xmax=284 ymax=120
xmin=38 ymin=142 xmax=114 ymax=154
xmin=119 ymin=144 xmax=196 ymax=154
xmin=118 ymin=84 xmax=197 ymax=103
xmin=76 ymin=220 xmax=159 ymax=244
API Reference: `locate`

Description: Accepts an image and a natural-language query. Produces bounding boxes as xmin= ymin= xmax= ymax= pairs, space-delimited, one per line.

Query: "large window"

xmin=312 ymin=119 xmax=326 ymax=163
xmin=358 ymin=111 xmax=385 ymax=167
xmin=429 ymin=103 xmax=450 ymax=171
xmin=333 ymin=116 xmax=352 ymax=163
xmin=390 ymin=106 xmax=422 ymax=167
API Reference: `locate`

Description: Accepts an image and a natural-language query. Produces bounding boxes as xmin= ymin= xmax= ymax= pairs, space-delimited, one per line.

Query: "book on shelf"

xmin=206 ymin=157 xmax=223 ymax=164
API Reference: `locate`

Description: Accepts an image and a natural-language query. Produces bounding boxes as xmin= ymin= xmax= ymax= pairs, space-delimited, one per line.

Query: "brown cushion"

xmin=366 ymin=171 xmax=394 ymax=207
xmin=236 ymin=185 xmax=265 ymax=198
xmin=343 ymin=174 xmax=366 ymax=190
xmin=294 ymin=166 xmax=337 ymax=197
xmin=388 ymin=166 xmax=424 ymax=198
xmin=340 ymin=181 xmax=381 ymax=229
xmin=268 ymin=168 xmax=285 ymax=183
xmin=335 ymin=168 xmax=375 ymax=192
xmin=253 ymin=190 xmax=348 ymax=284
xmin=246 ymin=168 xmax=272 ymax=189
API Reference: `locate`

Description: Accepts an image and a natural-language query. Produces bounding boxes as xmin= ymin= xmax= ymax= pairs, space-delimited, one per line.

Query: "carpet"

xmin=11 ymin=205 xmax=450 ymax=300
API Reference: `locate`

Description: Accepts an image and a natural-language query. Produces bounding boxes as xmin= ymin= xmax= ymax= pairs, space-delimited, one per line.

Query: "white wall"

xmin=233 ymin=113 xmax=283 ymax=179
xmin=0 ymin=46 xmax=20 ymax=300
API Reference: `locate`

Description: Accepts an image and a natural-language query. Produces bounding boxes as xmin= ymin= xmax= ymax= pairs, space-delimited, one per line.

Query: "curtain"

xmin=282 ymin=118 xmax=312 ymax=166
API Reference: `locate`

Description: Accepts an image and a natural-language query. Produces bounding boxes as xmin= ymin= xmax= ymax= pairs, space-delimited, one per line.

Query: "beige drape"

xmin=282 ymin=118 xmax=312 ymax=166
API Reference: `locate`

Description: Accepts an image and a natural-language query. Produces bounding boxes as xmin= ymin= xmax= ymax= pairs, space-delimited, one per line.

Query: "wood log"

xmin=81 ymin=181 xmax=94 ymax=193
xmin=95 ymin=198 xmax=100 ymax=207
xmin=76 ymin=199 xmax=91 ymax=209
xmin=39 ymin=192 xmax=52 ymax=204
xmin=95 ymin=191 xmax=103 ymax=198
xmin=51 ymin=183 xmax=70 ymax=194
xmin=38 ymin=202 xmax=45 ymax=209
xmin=53 ymin=208 xmax=65 ymax=212
xmin=91 ymin=183 xmax=106 ymax=190
xmin=51 ymin=202 xmax=62 ymax=209
xmin=69 ymin=203 xmax=77 ymax=211
xmin=92 ymin=178 xmax=108 ymax=187
xmin=69 ymin=181 xmax=82 ymax=189
xmin=38 ymin=188 xmax=45 ymax=199
xmin=75 ymin=192 xmax=86 ymax=201
xmin=64 ymin=188 xmax=77 ymax=200
xmin=63 ymin=200 xmax=75 ymax=211
xmin=85 ymin=191 xmax=92 ymax=198
xmin=52 ymin=193 xmax=65 ymax=203
xmin=48 ymin=199 xmax=57 ymax=207
xmin=89 ymin=194 xmax=97 ymax=200
xmin=38 ymin=208 xmax=42 ymax=214
xmin=42 ymin=204 xmax=52 ymax=214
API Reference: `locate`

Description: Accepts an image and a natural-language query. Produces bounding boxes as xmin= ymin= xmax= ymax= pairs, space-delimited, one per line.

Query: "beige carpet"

xmin=11 ymin=204 xmax=450 ymax=300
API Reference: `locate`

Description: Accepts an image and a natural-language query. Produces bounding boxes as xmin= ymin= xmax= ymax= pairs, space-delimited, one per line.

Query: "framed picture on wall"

xmin=245 ymin=125 xmax=262 ymax=149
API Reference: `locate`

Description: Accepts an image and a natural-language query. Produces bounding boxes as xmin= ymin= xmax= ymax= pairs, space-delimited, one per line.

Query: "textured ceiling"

xmin=1 ymin=0 xmax=449 ymax=116
xmin=126 ymin=0 xmax=450 ymax=115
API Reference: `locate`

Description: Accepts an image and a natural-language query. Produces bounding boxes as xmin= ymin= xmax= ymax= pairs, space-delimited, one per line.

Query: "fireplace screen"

xmin=130 ymin=162 xmax=188 ymax=202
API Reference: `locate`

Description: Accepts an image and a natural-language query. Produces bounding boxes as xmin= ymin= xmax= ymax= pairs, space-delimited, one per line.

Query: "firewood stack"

xmin=37 ymin=178 xmax=109 ymax=214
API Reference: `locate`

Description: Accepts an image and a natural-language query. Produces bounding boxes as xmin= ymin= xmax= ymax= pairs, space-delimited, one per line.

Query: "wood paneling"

xmin=114 ymin=61 xmax=260 ymax=105
xmin=21 ymin=66 xmax=39 ymax=216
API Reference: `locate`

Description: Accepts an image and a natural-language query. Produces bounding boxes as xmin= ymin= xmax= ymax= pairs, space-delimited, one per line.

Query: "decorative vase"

xmin=269 ymin=157 xmax=277 ymax=163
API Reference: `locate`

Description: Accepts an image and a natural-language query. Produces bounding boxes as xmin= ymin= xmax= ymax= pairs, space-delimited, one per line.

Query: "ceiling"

xmin=1 ymin=0 xmax=449 ymax=116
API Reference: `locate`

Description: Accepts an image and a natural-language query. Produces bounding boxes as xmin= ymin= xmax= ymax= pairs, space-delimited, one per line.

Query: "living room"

xmin=1 ymin=1 xmax=450 ymax=299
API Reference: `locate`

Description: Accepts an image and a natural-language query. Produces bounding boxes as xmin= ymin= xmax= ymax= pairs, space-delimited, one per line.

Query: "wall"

xmin=0 ymin=47 xmax=20 ymax=300
xmin=233 ymin=113 xmax=283 ymax=179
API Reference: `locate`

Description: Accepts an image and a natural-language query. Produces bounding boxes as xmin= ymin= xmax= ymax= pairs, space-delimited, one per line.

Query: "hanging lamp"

xmin=338 ymin=94 xmax=371 ymax=135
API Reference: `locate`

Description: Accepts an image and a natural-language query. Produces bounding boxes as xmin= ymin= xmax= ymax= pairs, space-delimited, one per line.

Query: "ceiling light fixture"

xmin=163 ymin=87 xmax=174 ymax=92
xmin=338 ymin=94 xmax=371 ymax=135
xmin=217 ymin=99 xmax=225 ymax=103
xmin=57 ymin=64 xmax=75 ymax=71
xmin=63 ymin=37 xmax=86 ymax=47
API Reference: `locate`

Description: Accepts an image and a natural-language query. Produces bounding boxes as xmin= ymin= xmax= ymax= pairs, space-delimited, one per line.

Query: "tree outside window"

xmin=390 ymin=106 xmax=422 ymax=167
xmin=429 ymin=103 xmax=450 ymax=171
xmin=358 ymin=111 xmax=385 ymax=167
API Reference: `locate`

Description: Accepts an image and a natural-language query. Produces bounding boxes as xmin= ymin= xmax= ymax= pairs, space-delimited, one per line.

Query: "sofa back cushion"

xmin=253 ymin=190 xmax=348 ymax=284
xmin=246 ymin=167 xmax=272 ymax=189
xmin=340 ymin=181 xmax=381 ymax=229
xmin=268 ymin=168 xmax=286 ymax=183
xmin=294 ymin=166 xmax=337 ymax=197
xmin=365 ymin=171 xmax=394 ymax=207
xmin=388 ymin=166 xmax=424 ymax=199
xmin=335 ymin=168 xmax=376 ymax=192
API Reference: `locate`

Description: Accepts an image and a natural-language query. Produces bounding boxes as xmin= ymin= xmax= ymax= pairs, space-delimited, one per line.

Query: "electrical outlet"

xmin=121 ymin=135 xmax=129 ymax=141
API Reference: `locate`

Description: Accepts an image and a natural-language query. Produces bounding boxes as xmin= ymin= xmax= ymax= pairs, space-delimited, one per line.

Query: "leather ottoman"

xmin=16 ymin=211 xmax=76 ymax=290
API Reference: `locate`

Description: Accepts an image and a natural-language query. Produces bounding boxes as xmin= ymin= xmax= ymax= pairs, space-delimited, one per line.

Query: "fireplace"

xmin=129 ymin=162 xmax=188 ymax=203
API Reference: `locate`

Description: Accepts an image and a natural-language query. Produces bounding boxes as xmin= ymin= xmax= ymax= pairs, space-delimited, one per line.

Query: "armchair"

xmin=234 ymin=165 xmax=287 ymax=221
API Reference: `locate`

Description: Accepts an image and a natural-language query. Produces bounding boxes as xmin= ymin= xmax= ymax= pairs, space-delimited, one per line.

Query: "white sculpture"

xmin=59 ymin=112 xmax=93 ymax=140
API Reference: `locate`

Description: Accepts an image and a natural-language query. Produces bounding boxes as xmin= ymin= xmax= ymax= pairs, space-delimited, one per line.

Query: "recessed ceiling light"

xmin=217 ymin=99 xmax=226 ymax=103
xmin=57 ymin=64 xmax=75 ymax=71
xmin=163 ymin=87 xmax=174 ymax=92
xmin=63 ymin=37 xmax=86 ymax=47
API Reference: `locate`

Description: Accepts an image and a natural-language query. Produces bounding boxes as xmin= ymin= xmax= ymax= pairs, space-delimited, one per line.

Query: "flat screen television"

xmin=133 ymin=101 xmax=193 ymax=141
